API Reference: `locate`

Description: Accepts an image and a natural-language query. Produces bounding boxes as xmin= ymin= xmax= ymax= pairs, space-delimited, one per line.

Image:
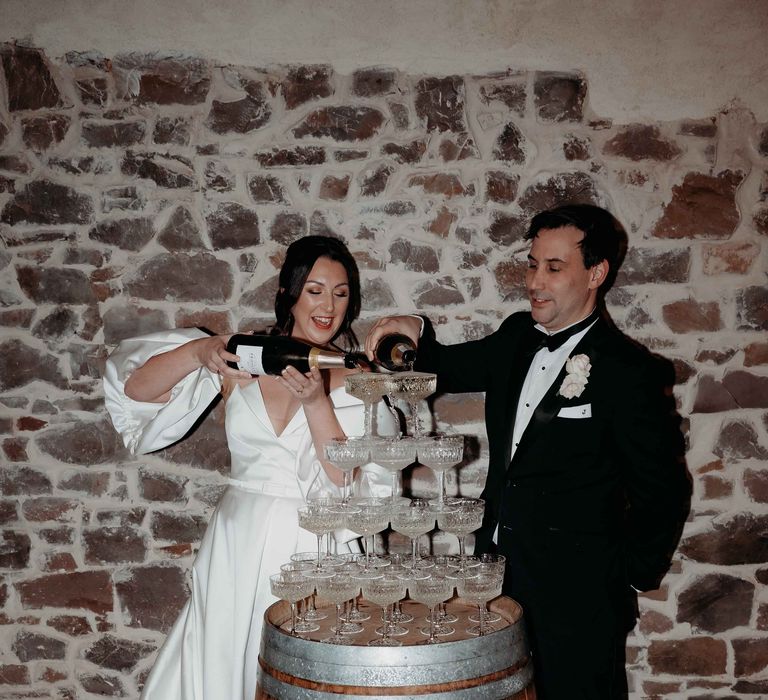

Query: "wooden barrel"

xmin=257 ymin=595 xmax=535 ymax=699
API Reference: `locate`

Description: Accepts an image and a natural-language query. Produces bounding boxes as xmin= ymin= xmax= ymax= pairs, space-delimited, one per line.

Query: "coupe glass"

xmin=436 ymin=498 xmax=485 ymax=577
xmin=345 ymin=498 xmax=390 ymax=578
xmin=298 ymin=504 xmax=341 ymax=572
xmin=269 ymin=571 xmax=314 ymax=637
xmin=316 ymin=574 xmax=362 ymax=644
xmin=369 ymin=437 xmax=417 ymax=503
xmin=280 ymin=561 xmax=320 ymax=633
xmin=408 ymin=574 xmax=455 ymax=644
xmin=416 ymin=434 xmax=464 ymax=510
xmin=361 ymin=575 xmax=408 ymax=646
xmin=389 ymin=499 xmax=436 ymax=576
xmin=389 ymin=371 xmax=437 ymax=437
xmin=344 ymin=372 xmax=395 ymax=437
xmin=458 ymin=571 xmax=503 ymax=636
xmin=289 ymin=551 xmax=328 ymax=620
xmin=324 ymin=437 xmax=370 ymax=503
xmin=468 ymin=554 xmax=506 ymax=624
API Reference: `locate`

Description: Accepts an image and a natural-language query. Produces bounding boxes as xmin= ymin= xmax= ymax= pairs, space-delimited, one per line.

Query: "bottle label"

xmin=235 ymin=345 xmax=266 ymax=375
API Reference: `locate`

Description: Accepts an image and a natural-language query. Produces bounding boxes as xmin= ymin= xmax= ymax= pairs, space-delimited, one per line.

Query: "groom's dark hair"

xmin=525 ymin=203 xmax=628 ymax=293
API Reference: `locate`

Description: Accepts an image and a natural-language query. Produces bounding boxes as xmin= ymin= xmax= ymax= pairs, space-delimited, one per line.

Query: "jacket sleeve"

xmin=614 ymin=353 xmax=691 ymax=591
xmin=103 ymin=328 xmax=221 ymax=455
xmin=415 ymin=314 xmax=522 ymax=394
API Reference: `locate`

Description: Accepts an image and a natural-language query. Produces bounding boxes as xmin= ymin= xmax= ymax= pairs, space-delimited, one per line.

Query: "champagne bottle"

xmin=374 ymin=333 xmax=417 ymax=371
xmin=225 ymin=334 xmax=358 ymax=376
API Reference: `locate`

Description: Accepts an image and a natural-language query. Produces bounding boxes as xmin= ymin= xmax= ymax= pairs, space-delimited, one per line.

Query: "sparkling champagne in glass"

xmin=416 ymin=434 xmax=464 ymax=510
xmin=361 ymin=575 xmax=407 ymax=646
xmin=269 ymin=572 xmax=314 ymax=637
xmin=436 ymin=498 xmax=485 ymax=577
xmin=298 ymin=504 xmax=339 ymax=572
xmin=324 ymin=437 xmax=370 ymax=502
xmin=390 ymin=371 xmax=437 ymax=437
xmin=458 ymin=571 xmax=503 ymax=636
xmin=316 ymin=574 xmax=361 ymax=645
xmin=369 ymin=437 xmax=417 ymax=502
xmin=389 ymin=499 xmax=435 ymax=576
xmin=408 ymin=575 xmax=455 ymax=644
xmin=345 ymin=372 xmax=395 ymax=437
xmin=346 ymin=499 xmax=390 ymax=578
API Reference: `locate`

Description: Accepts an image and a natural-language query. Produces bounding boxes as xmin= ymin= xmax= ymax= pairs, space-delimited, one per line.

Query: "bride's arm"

xmin=125 ymin=334 xmax=249 ymax=403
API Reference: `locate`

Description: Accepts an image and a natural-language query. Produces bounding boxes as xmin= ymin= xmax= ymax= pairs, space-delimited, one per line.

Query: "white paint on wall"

xmin=2 ymin=0 xmax=767 ymax=121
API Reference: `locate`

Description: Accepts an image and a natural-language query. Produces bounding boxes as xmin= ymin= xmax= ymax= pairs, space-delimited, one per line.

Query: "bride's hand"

xmin=194 ymin=335 xmax=251 ymax=379
xmin=278 ymin=366 xmax=325 ymax=404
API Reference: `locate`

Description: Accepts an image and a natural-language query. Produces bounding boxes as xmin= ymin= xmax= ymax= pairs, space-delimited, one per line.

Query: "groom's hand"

xmin=364 ymin=316 xmax=422 ymax=361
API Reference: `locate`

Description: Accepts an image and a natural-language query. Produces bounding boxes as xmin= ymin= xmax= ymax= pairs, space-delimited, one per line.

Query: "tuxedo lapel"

xmin=510 ymin=317 xmax=608 ymax=468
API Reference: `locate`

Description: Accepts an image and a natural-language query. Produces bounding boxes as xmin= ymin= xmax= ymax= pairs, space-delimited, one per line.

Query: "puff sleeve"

xmin=103 ymin=328 xmax=221 ymax=455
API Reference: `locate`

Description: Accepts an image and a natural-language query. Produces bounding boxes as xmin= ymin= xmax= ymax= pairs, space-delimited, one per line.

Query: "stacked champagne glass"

xmin=268 ymin=344 xmax=506 ymax=644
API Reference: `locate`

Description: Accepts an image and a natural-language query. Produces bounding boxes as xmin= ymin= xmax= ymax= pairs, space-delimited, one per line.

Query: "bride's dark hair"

xmin=271 ymin=235 xmax=361 ymax=350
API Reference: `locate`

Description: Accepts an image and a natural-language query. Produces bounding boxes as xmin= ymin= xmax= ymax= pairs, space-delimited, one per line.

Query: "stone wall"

xmin=0 ymin=43 xmax=766 ymax=699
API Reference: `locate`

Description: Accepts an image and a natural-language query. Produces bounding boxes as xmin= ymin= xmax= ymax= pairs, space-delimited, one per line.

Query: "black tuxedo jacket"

xmin=417 ymin=310 xmax=689 ymax=597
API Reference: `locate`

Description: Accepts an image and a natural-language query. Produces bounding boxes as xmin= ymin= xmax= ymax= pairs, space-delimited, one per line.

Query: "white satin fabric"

xmin=103 ymin=330 xmax=394 ymax=700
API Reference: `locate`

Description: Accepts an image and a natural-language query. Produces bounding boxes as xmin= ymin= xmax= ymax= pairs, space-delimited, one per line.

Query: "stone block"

xmin=319 ymin=175 xmax=350 ymax=201
xmin=360 ymin=278 xmax=396 ymax=310
xmin=0 ymin=530 xmax=31 ymax=568
xmin=736 ymin=285 xmax=768 ymax=330
xmin=485 ymin=171 xmax=519 ymax=204
xmin=116 ymin=564 xmax=189 ymax=633
xmin=281 ymin=64 xmax=333 ymax=109
xmin=702 ymin=241 xmax=760 ymax=274
xmin=388 ymin=240 xmax=439 ymax=273
xmin=647 ymin=637 xmax=727 ymax=676
xmin=157 ymin=206 xmax=205 ymax=251
xmin=680 ymin=512 xmax=768 ymax=565
xmin=270 ymin=211 xmax=307 ymax=244
xmin=381 ymin=139 xmax=427 ymax=164
xmin=139 ymin=470 xmax=188 ymax=503
xmin=662 ymin=299 xmax=722 ymax=333
xmin=175 ymin=310 xmax=232 ymax=335
xmin=124 ymin=252 xmax=233 ymax=302
xmin=84 ymin=635 xmax=155 ymax=672
xmin=486 ymin=212 xmax=526 ymax=246
xmin=21 ymin=115 xmax=70 ymax=152
xmin=407 ymin=173 xmax=471 ymax=198
xmin=206 ymin=88 xmax=271 ymax=134
xmin=240 ymin=274 xmax=280 ymax=312
xmin=358 ymin=163 xmax=394 ymax=197
xmin=534 ymin=72 xmax=586 ymax=122
xmin=89 ymin=217 xmax=154 ymax=251
xmin=1 ymin=45 xmax=61 ymax=111
xmin=493 ymin=259 xmax=528 ymax=302
xmin=153 ymin=116 xmax=191 ymax=145
xmin=113 ymin=54 xmax=211 ymax=105
xmin=428 ymin=206 xmax=458 ymax=237
xmin=413 ymin=277 xmax=464 ymax=308
xmin=79 ymin=672 xmax=125 ymax=696
xmin=37 ymin=420 xmax=123 ymax=465
xmin=101 ymin=306 xmax=169 ymax=345
xmin=604 ymin=124 xmax=682 ymax=161
xmin=121 ymin=151 xmax=195 ymax=189
xmin=247 ymin=175 xmax=288 ymax=204
xmin=76 ymin=77 xmax=108 ymax=106
xmin=84 ymin=526 xmax=146 ymax=564
xmin=1 ymin=180 xmax=94 ymax=226
xmin=653 ymin=170 xmax=744 ymax=239
xmin=12 ymin=631 xmax=66 ymax=662
xmin=255 ymin=146 xmax=325 ymax=167
xmin=352 ymin=67 xmax=396 ymax=96
xmin=713 ymin=421 xmax=768 ymax=461
xmin=493 ymin=122 xmax=526 ymax=163
xmin=47 ymin=615 xmax=92 ymax=637
xmin=676 ymin=573 xmax=754 ymax=632
xmin=21 ymin=498 xmax=78 ymax=522
xmin=151 ymin=511 xmax=207 ymax=543
xmin=0 ymin=664 xmax=30 ymax=685
xmin=293 ymin=106 xmax=385 ymax=141
xmin=518 ymin=172 xmax=600 ymax=214
xmin=0 ymin=340 xmax=67 ymax=392
xmin=415 ymin=76 xmax=466 ymax=132
xmin=204 ymin=202 xmax=260 ymax=250
xmin=479 ymin=81 xmax=526 ymax=116
xmin=82 ymin=121 xmax=146 ymax=148
xmin=16 ymin=570 xmax=113 ymax=613
xmin=204 ymin=160 xmax=236 ymax=192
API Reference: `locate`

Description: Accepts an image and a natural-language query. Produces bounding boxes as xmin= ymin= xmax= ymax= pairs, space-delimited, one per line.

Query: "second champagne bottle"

xmin=226 ymin=334 xmax=358 ymax=376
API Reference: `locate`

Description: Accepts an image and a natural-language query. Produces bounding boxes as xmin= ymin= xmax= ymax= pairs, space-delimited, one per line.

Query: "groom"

xmin=365 ymin=204 xmax=690 ymax=699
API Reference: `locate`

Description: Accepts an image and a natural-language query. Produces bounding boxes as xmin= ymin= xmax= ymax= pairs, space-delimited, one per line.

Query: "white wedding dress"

xmin=103 ymin=329 xmax=393 ymax=700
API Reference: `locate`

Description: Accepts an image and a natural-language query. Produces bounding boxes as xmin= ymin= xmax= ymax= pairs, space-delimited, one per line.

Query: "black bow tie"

xmin=534 ymin=309 xmax=598 ymax=352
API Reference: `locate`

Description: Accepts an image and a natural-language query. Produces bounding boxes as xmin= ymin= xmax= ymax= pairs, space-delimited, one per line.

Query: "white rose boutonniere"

xmin=558 ymin=354 xmax=591 ymax=399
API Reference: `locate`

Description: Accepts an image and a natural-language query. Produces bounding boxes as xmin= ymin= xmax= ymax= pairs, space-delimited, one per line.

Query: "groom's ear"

xmin=588 ymin=260 xmax=609 ymax=289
